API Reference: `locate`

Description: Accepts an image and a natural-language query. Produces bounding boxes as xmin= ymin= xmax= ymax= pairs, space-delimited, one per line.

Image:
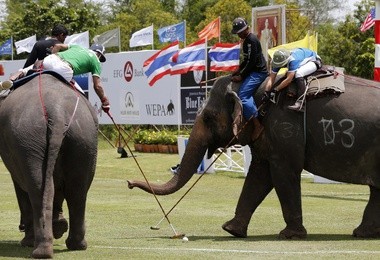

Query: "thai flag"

xmin=143 ymin=41 xmax=179 ymax=86
xmin=170 ymin=38 xmax=206 ymax=75
xmin=209 ymin=43 xmax=240 ymax=72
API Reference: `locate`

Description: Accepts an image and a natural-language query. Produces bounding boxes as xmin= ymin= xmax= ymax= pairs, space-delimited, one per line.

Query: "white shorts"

xmin=42 ymin=54 xmax=73 ymax=82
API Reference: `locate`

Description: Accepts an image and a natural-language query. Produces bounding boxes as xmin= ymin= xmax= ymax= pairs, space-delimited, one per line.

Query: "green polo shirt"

xmin=57 ymin=44 xmax=102 ymax=77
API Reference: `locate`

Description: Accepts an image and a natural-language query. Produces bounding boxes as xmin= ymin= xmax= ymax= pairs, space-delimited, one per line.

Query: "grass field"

xmin=0 ymin=139 xmax=379 ymax=259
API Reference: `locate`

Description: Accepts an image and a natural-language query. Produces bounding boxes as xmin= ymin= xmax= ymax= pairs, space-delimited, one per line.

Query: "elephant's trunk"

xmin=127 ymin=121 xmax=209 ymax=195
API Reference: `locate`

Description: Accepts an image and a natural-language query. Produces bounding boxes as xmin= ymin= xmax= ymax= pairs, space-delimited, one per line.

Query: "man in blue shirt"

xmin=264 ymin=48 xmax=321 ymax=111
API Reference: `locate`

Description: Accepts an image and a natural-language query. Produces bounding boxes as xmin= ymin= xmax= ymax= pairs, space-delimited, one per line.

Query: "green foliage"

xmin=0 ymin=0 xmax=102 ymax=59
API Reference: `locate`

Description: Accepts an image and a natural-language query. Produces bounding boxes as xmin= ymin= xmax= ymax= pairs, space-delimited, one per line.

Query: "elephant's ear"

xmin=228 ymin=84 xmax=243 ymax=137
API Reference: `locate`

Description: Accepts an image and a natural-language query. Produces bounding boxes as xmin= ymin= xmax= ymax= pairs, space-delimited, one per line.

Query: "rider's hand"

xmin=261 ymin=90 xmax=276 ymax=103
xmin=231 ymin=75 xmax=242 ymax=82
xmin=101 ymin=96 xmax=110 ymax=113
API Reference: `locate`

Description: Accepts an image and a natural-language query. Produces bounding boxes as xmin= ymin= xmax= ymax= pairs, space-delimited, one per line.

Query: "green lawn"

xmin=0 ymin=139 xmax=378 ymax=259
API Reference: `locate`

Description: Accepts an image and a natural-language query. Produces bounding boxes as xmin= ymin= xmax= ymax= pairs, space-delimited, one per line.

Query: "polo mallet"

xmin=149 ymin=110 xmax=261 ymax=231
xmin=105 ymin=110 xmax=184 ymax=238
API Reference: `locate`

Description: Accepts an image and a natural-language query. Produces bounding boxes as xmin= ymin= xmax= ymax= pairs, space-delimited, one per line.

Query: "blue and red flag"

xmin=208 ymin=42 xmax=240 ymax=72
xmin=170 ymin=38 xmax=206 ymax=75
xmin=143 ymin=41 xmax=179 ymax=86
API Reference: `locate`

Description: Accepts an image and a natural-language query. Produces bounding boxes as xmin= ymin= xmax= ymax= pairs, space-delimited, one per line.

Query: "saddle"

xmin=305 ymin=65 xmax=345 ymax=97
xmin=11 ymin=70 xmax=70 ymax=90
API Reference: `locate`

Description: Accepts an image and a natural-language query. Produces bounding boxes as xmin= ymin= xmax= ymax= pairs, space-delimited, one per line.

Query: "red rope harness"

xmin=335 ymin=70 xmax=380 ymax=90
xmin=37 ymin=65 xmax=80 ymax=128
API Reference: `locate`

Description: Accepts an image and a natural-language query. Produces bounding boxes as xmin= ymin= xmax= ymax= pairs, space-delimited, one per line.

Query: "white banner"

xmin=129 ymin=25 xmax=153 ymax=48
xmin=88 ymin=51 xmax=181 ymax=125
xmin=64 ymin=31 xmax=89 ymax=48
xmin=93 ymin=27 xmax=120 ymax=48
xmin=14 ymin=35 xmax=36 ymax=54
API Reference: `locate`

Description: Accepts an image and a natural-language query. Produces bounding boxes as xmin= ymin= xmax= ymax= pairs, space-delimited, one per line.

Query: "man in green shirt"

xmin=1 ymin=43 xmax=110 ymax=113
xmin=44 ymin=43 xmax=110 ymax=112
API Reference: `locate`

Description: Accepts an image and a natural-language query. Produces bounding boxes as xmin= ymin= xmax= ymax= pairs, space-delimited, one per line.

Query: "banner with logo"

xmin=0 ymin=38 xmax=12 ymax=56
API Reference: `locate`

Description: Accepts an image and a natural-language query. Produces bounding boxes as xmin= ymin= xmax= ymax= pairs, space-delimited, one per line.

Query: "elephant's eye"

xmin=203 ymin=110 xmax=216 ymax=127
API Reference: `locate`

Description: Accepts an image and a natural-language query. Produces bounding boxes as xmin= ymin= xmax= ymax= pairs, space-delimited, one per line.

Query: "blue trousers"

xmin=238 ymin=71 xmax=268 ymax=120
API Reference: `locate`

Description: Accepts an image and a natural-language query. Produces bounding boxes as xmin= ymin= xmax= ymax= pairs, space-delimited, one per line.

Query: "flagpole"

xmin=151 ymin=23 xmax=154 ymax=50
xmin=11 ymin=36 xmax=13 ymax=60
xmin=218 ymin=16 xmax=221 ymax=43
xmin=184 ymin=20 xmax=187 ymax=47
xmin=205 ymin=38 xmax=208 ymax=99
xmin=118 ymin=26 xmax=121 ymax=52
xmin=375 ymin=1 xmax=380 ymax=81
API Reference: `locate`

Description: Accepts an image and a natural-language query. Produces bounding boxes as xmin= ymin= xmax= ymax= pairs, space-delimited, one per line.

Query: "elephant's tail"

xmin=41 ymin=118 xmax=66 ymax=225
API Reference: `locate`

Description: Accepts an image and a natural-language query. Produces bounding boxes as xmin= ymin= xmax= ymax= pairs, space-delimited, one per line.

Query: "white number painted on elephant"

xmin=319 ymin=118 xmax=355 ymax=148
xmin=271 ymin=120 xmax=297 ymax=139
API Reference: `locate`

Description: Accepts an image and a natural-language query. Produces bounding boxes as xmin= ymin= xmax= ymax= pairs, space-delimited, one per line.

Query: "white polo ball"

xmin=182 ymin=236 xmax=189 ymax=242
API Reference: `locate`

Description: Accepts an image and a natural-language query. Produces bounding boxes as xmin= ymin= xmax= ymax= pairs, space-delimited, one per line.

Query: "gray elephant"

xmin=0 ymin=74 xmax=98 ymax=258
xmin=128 ymin=72 xmax=380 ymax=239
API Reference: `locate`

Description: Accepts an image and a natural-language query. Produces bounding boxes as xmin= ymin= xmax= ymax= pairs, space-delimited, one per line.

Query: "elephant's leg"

xmin=12 ymin=181 xmax=34 ymax=247
xmin=353 ymin=185 xmax=380 ymax=238
xmin=28 ymin=175 xmax=54 ymax=258
xmin=52 ymin=187 xmax=68 ymax=239
xmin=64 ymin=177 xmax=89 ymax=251
xmin=271 ymin=160 xmax=306 ymax=239
xmin=223 ymin=160 xmax=273 ymax=237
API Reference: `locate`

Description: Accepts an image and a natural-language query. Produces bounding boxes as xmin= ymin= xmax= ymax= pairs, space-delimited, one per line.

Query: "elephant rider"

xmin=264 ymin=48 xmax=321 ymax=111
xmin=23 ymin=24 xmax=69 ymax=69
xmin=230 ymin=17 xmax=268 ymax=141
xmin=1 ymin=43 xmax=110 ymax=113
xmin=2 ymin=24 xmax=69 ymax=90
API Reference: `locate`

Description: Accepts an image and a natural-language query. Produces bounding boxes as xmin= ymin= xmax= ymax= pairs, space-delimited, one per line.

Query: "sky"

xmin=333 ymin=0 xmax=360 ymax=20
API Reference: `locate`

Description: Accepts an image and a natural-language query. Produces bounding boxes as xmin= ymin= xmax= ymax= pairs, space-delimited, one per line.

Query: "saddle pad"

xmin=306 ymin=68 xmax=345 ymax=96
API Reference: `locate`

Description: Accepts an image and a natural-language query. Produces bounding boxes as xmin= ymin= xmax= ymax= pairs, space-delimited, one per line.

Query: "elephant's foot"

xmin=53 ymin=216 xmax=68 ymax=239
xmin=278 ymin=226 xmax=307 ymax=239
xmin=66 ymin=237 xmax=87 ymax=251
xmin=353 ymin=224 xmax=380 ymax=238
xmin=20 ymin=236 xmax=34 ymax=247
xmin=32 ymin=243 xmax=53 ymax=259
xmin=222 ymin=218 xmax=247 ymax=238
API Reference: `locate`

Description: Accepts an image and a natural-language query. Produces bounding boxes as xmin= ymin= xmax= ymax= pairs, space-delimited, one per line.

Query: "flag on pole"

xmin=64 ymin=31 xmax=89 ymax=48
xmin=360 ymin=7 xmax=375 ymax=32
xmin=0 ymin=38 xmax=12 ymax=56
xmin=129 ymin=25 xmax=154 ymax=48
xmin=93 ymin=27 xmax=120 ymax=48
xmin=170 ymin=38 xmax=206 ymax=75
xmin=198 ymin=17 xmax=220 ymax=40
xmin=267 ymin=33 xmax=318 ymax=58
xmin=157 ymin=21 xmax=185 ymax=43
xmin=143 ymin=41 xmax=179 ymax=86
xmin=208 ymin=43 xmax=240 ymax=72
xmin=15 ymin=35 xmax=36 ymax=54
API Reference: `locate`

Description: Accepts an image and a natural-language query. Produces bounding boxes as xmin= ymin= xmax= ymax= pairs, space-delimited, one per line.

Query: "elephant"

xmin=128 ymin=71 xmax=380 ymax=239
xmin=0 ymin=73 xmax=98 ymax=258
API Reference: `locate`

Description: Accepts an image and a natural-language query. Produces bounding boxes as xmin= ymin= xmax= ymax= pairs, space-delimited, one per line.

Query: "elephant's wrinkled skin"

xmin=128 ymin=74 xmax=380 ymax=239
xmin=0 ymin=74 xmax=98 ymax=258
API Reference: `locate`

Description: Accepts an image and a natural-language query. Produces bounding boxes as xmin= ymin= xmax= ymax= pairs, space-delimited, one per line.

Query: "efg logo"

xmin=124 ymin=61 xmax=133 ymax=82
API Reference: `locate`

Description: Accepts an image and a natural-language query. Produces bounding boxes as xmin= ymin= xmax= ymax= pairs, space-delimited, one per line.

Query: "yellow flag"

xmin=267 ymin=32 xmax=318 ymax=59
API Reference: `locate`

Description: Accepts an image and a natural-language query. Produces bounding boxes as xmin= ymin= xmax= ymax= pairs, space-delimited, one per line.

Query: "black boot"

xmin=288 ymin=78 xmax=306 ymax=111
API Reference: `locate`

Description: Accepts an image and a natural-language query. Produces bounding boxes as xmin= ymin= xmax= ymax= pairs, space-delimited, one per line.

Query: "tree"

xmin=0 ymin=0 xmax=102 ymax=59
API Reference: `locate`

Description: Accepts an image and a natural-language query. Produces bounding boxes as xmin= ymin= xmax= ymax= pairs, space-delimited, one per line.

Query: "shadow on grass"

xmin=0 ymin=240 xmax=70 ymax=258
xmin=303 ymin=194 xmax=368 ymax=202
